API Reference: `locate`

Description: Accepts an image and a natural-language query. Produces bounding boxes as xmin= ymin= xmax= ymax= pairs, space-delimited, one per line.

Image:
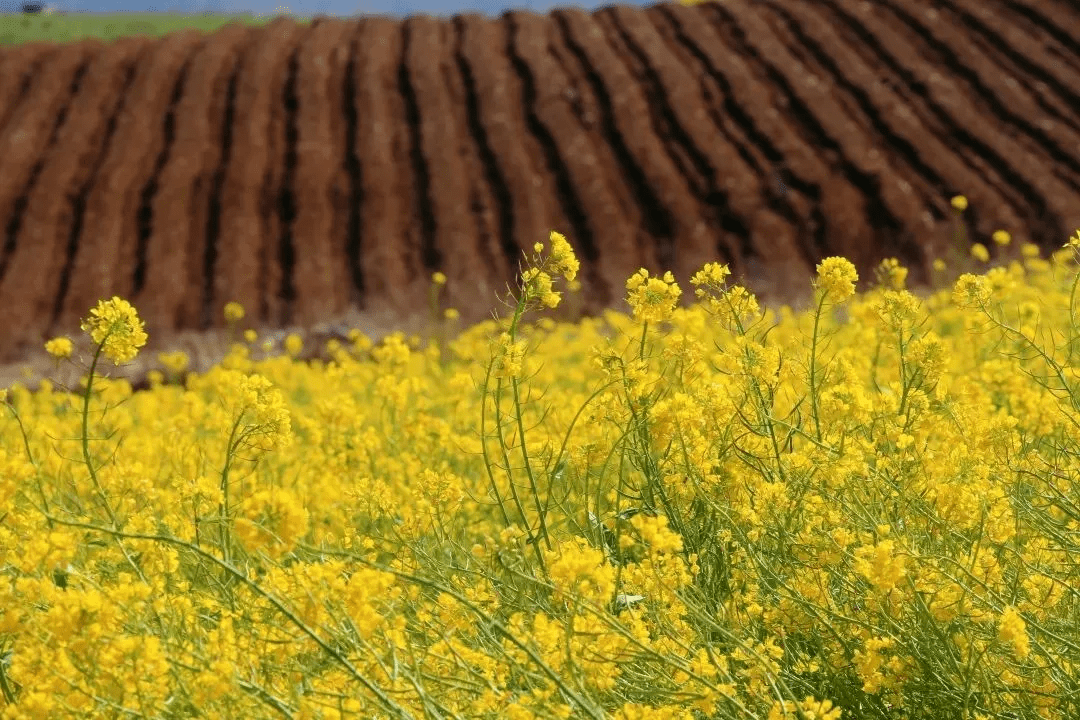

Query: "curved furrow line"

xmin=945 ymin=1 xmax=1080 ymax=135
xmin=448 ymin=15 xmax=512 ymax=313
xmin=0 ymin=42 xmax=94 ymax=280
xmin=653 ymin=4 xmax=862 ymax=299
xmin=702 ymin=0 xmax=923 ymax=277
xmin=0 ymin=37 xmax=145 ymax=360
xmin=761 ymin=0 xmax=1029 ymax=271
xmin=754 ymin=0 xmax=950 ymax=280
xmin=557 ymin=6 xmax=711 ymax=284
xmin=1001 ymin=0 xmax=1080 ymax=60
xmin=880 ymin=0 xmax=1080 ymax=180
xmin=2 ymin=1 xmax=1080 ymax=374
xmin=340 ymin=23 xmax=363 ymax=313
xmin=950 ymin=0 xmax=1080 ymax=116
xmin=565 ymin=5 xmax=712 ymax=286
xmin=540 ymin=9 xmax=651 ymax=301
xmin=508 ymin=10 xmax=643 ymax=310
xmin=0 ymin=43 xmax=57 ymax=136
xmin=827 ymin=0 xmax=1078 ymax=250
xmin=405 ymin=15 xmax=494 ymax=319
xmin=266 ymin=40 xmax=303 ymax=327
xmin=593 ymin=5 xmax=738 ymax=288
xmin=135 ymin=23 xmax=253 ymax=338
xmin=55 ymin=30 xmax=206 ymax=337
xmin=287 ymin=18 xmax=355 ymax=329
xmin=349 ymin=18 xmax=415 ymax=318
xmin=455 ymin=14 xmax=535 ymax=303
xmin=396 ymin=19 xmax=440 ymax=308
xmin=607 ymin=4 xmax=805 ymax=288
xmin=212 ymin=19 xmax=305 ymax=330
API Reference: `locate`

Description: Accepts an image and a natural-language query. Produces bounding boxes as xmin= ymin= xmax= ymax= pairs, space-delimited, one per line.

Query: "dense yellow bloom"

xmin=875 ymin=257 xmax=908 ymax=290
xmin=223 ymin=300 xmax=245 ymax=323
xmin=546 ymin=230 xmax=580 ymax=282
xmin=80 ymin=296 xmax=147 ymax=364
xmin=44 ymin=336 xmax=73 ymax=359
xmin=6 ymin=228 xmax=1080 ymax=718
xmin=952 ymin=273 xmax=992 ymax=307
xmin=284 ymin=333 xmax=304 ymax=357
xmin=854 ymin=538 xmax=907 ymax=594
xmin=815 ymin=257 xmax=858 ymax=303
xmin=491 ymin=332 xmax=527 ymax=379
xmin=874 ymin=289 xmax=921 ymax=330
xmin=521 ymin=267 xmax=562 ymax=308
xmin=626 ymin=268 xmax=682 ymax=324
xmin=998 ymin=605 xmax=1031 ymax=659
xmin=157 ymin=350 xmax=190 ymax=375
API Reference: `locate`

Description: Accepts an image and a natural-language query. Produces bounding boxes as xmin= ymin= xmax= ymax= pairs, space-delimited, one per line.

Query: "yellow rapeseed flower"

xmin=44 ymin=336 xmax=73 ymax=359
xmin=432 ymin=271 xmax=447 ymax=286
xmin=625 ymin=268 xmax=681 ymax=324
xmin=546 ymin=230 xmax=579 ymax=282
xmin=815 ymin=257 xmax=858 ymax=303
xmin=970 ymin=243 xmax=990 ymax=263
xmin=874 ymin=290 xmax=920 ymax=330
xmin=492 ymin=332 xmax=527 ymax=380
xmin=951 ymin=195 xmax=968 ymax=211
xmin=998 ymin=605 xmax=1030 ymax=659
xmin=80 ymin=296 xmax=147 ymax=364
xmin=284 ymin=333 xmax=303 ymax=357
xmin=157 ymin=350 xmax=189 ymax=374
xmin=992 ymin=230 xmax=1011 ymax=247
xmin=223 ymin=301 xmax=245 ymax=323
xmin=952 ymin=273 xmax=992 ymax=308
xmin=875 ymin=257 xmax=908 ymax=290
xmin=521 ymin=267 xmax=561 ymax=309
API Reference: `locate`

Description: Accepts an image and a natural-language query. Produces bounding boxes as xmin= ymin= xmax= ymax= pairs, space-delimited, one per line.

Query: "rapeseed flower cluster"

xmin=1 ymin=217 xmax=1079 ymax=720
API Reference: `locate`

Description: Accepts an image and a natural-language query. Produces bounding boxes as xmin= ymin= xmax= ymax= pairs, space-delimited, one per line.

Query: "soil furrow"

xmin=575 ymin=6 xmax=719 ymax=287
xmin=653 ymin=3 xmax=852 ymax=294
xmin=879 ymin=0 xmax=1080 ymax=179
xmin=763 ymin=0 xmax=1028 ymax=271
xmin=0 ymin=44 xmax=56 ymax=135
xmin=951 ymin=0 xmax=1080 ymax=110
xmin=136 ymin=23 xmax=253 ymax=338
xmin=352 ymin=18 xmax=417 ymax=318
xmin=0 ymin=1 xmax=1077 ymax=376
xmin=211 ymin=18 xmax=304 ymax=332
xmin=55 ymin=30 xmax=205 ymax=337
xmin=606 ymin=4 xmax=797 ymax=287
xmin=557 ymin=8 xmax=692 ymax=278
xmin=0 ymin=42 xmax=93 ymax=279
xmin=1001 ymin=0 xmax=1080 ymax=59
xmin=508 ymin=10 xmax=643 ymax=310
xmin=0 ymin=37 xmax=146 ymax=359
xmin=454 ymin=14 xmax=526 ymax=307
xmin=288 ymin=18 xmax=355 ymax=328
xmin=446 ymin=15 xmax=509 ymax=318
xmin=404 ymin=15 xmax=491 ymax=317
xmin=828 ymin=0 xmax=1078 ymax=250
xmin=701 ymin=0 xmax=921 ymax=278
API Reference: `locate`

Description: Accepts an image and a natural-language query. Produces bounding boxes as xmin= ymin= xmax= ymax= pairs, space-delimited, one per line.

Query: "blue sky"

xmin=2 ymin=0 xmax=650 ymax=20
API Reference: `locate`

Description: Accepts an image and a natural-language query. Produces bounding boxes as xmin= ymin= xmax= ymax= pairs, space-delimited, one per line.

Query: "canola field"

xmin=2 ymin=213 xmax=1080 ymax=719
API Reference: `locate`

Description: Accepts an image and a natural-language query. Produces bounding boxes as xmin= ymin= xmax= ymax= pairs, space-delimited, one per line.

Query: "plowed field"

xmin=1 ymin=0 xmax=1079 ymax=384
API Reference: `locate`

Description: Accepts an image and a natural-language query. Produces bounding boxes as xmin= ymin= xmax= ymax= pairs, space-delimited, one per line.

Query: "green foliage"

xmin=0 ymin=11 xmax=314 ymax=46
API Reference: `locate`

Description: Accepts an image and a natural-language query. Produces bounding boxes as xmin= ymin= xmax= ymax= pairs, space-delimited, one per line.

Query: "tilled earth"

xmin=0 ymin=0 xmax=1078 ymax=389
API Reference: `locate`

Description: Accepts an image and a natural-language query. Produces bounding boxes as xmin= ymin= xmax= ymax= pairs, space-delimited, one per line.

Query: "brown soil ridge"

xmin=0 ymin=0 xmax=1079 ymax=378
